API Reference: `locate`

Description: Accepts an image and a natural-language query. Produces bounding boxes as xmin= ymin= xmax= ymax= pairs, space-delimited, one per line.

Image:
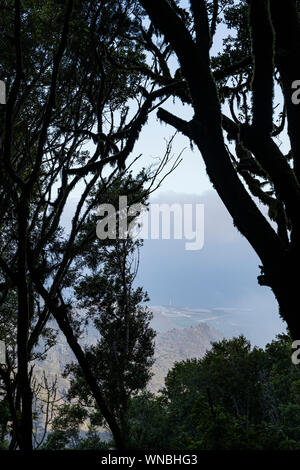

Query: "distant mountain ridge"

xmin=35 ymin=309 xmax=223 ymax=395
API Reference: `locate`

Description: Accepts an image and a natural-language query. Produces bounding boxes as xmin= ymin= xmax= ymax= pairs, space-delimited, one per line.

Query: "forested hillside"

xmin=1 ymin=0 xmax=300 ymax=454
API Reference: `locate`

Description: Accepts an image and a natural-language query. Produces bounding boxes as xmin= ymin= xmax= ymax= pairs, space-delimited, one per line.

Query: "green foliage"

xmin=175 ymin=396 xmax=290 ymax=450
xmin=0 ymin=0 xmax=158 ymax=450
xmin=41 ymin=403 xmax=110 ymax=450
xmin=56 ymin=176 xmax=156 ymax=447
xmin=128 ymin=392 xmax=169 ymax=450
xmin=127 ymin=334 xmax=300 ymax=450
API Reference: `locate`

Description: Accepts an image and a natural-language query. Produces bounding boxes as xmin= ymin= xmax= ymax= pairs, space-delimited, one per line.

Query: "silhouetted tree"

xmin=0 ymin=0 xmax=177 ymax=449
xmin=138 ymin=0 xmax=300 ymax=339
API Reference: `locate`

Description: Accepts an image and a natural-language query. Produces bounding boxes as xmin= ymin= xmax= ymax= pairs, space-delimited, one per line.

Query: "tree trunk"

xmin=17 ymin=198 xmax=32 ymax=450
xmin=268 ymin=265 xmax=300 ymax=341
xmin=257 ymin=249 xmax=300 ymax=341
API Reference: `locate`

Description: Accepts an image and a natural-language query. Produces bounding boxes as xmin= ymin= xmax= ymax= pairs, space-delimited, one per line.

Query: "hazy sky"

xmin=135 ymin=190 xmax=287 ymax=347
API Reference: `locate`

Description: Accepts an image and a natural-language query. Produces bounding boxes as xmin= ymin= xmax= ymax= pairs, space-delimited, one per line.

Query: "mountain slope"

xmin=150 ymin=323 xmax=223 ymax=391
xmin=35 ymin=319 xmax=223 ymax=395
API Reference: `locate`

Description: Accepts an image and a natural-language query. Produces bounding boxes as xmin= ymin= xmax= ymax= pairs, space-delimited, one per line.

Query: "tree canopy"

xmin=1 ymin=0 xmax=300 ymax=452
xmin=138 ymin=0 xmax=300 ymax=339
